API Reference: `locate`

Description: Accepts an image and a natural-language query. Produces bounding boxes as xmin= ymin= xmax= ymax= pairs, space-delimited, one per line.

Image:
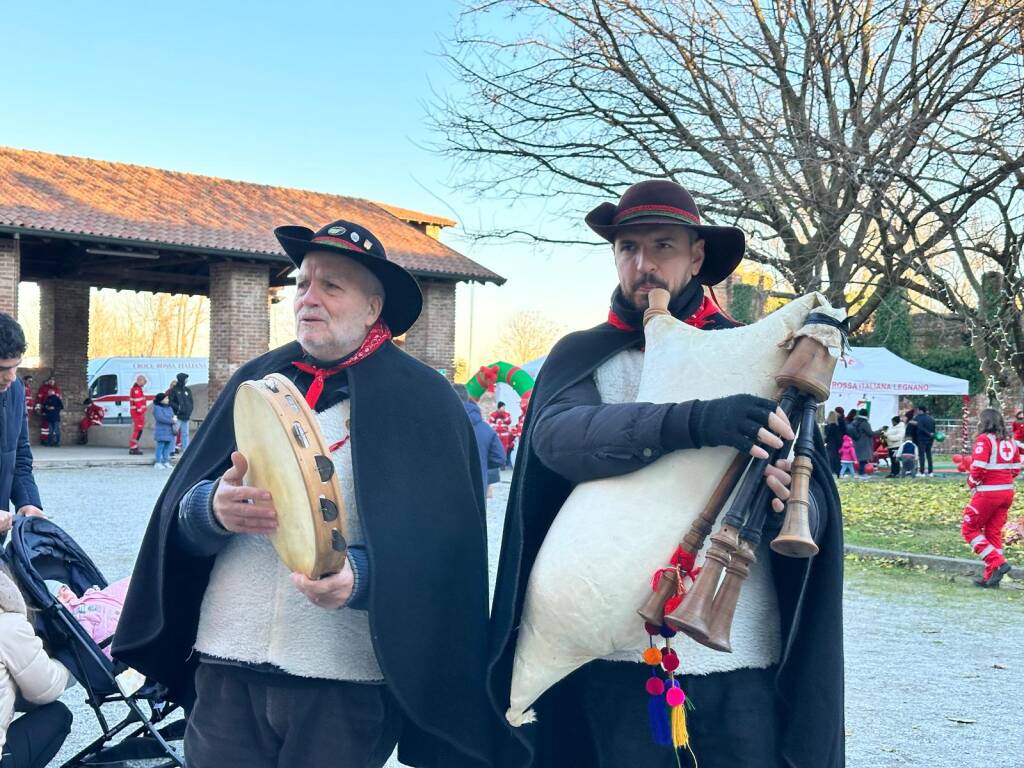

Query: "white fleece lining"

xmin=195 ymin=400 xmax=384 ymax=682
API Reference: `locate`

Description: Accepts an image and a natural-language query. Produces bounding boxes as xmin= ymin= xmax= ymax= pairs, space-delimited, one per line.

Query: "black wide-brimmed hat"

xmin=585 ymin=180 xmax=745 ymax=285
xmin=275 ymin=220 xmax=423 ymax=336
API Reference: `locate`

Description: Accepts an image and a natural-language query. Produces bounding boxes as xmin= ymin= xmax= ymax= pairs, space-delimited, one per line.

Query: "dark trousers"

xmin=45 ymin=419 xmax=60 ymax=446
xmin=0 ymin=701 xmax=73 ymax=768
xmin=555 ymin=660 xmax=778 ymax=768
xmin=185 ymin=662 xmax=401 ymax=768
xmin=888 ymin=448 xmax=901 ymax=476
xmin=827 ymin=447 xmax=841 ymax=478
xmin=917 ymin=440 xmax=934 ymax=474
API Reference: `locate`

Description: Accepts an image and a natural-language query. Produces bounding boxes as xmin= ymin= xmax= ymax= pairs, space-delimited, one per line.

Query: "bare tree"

xmin=901 ymin=166 xmax=1024 ymax=399
xmin=88 ymin=290 xmax=210 ymax=358
xmin=435 ymin=0 xmax=1024 ymax=329
xmin=494 ymin=310 xmax=564 ymax=363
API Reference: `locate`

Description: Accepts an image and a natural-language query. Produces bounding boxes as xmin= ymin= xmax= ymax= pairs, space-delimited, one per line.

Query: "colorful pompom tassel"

xmin=647 ymin=688 xmax=672 ymax=746
xmin=670 ymin=699 xmax=689 ymax=748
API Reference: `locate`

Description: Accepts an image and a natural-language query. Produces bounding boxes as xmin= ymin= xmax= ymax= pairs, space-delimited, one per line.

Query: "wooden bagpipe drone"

xmin=506 ymin=287 xmax=847 ymax=756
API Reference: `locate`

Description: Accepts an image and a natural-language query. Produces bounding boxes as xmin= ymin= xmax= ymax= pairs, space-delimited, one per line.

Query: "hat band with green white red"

xmin=612 ymin=204 xmax=700 ymax=226
xmin=311 ymin=235 xmax=373 ymax=256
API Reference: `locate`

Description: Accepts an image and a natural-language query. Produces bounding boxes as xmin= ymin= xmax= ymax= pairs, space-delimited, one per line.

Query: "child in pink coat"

xmin=838 ymin=434 xmax=857 ymax=478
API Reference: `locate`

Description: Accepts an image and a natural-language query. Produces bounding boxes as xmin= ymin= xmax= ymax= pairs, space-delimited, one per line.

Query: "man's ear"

xmin=691 ymin=239 xmax=706 ymax=276
xmin=368 ymin=295 xmax=384 ymax=325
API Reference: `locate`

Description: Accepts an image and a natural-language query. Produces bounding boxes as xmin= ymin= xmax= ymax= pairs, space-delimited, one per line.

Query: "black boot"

xmin=987 ymin=562 xmax=1012 ymax=588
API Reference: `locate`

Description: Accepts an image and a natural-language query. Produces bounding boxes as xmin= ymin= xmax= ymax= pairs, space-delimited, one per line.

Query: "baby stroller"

xmin=2 ymin=516 xmax=185 ymax=767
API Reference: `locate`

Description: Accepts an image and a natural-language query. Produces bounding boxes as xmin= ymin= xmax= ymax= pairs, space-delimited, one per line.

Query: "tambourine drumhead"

xmin=233 ymin=374 xmax=347 ymax=579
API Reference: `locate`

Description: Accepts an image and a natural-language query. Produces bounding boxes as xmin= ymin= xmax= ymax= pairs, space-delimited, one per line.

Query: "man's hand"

xmin=687 ymin=395 xmax=796 ymax=459
xmin=212 ymin=451 xmax=277 ymax=534
xmin=0 ymin=511 xmax=12 ymax=536
xmin=16 ymin=505 xmax=45 ymax=518
xmin=291 ymin=560 xmax=355 ymax=609
xmin=765 ymin=458 xmax=792 ymax=513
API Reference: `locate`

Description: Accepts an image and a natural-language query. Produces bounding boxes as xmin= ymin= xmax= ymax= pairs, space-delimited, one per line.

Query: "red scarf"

xmin=607 ymin=292 xmax=728 ymax=331
xmin=292 ymin=319 xmax=392 ymax=409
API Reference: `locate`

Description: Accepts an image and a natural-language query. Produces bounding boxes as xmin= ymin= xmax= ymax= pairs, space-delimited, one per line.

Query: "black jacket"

xmin=850 ymin=416 xmax=874 ymax=463
xmin=487 ymin=315 xmax=845 ymax=768
xmin=168 ymin=383 xmax=194 ymax=421
xmin=915 ymin=413 xmax=936 ymax=443
xmin=112 ymin=342 xmax=494 ymax=768
xmin=42 ymin=394 xmax=63 ymax=421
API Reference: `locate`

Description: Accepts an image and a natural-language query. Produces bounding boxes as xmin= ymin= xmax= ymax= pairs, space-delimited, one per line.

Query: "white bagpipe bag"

xmin=508 ymin=291 xmax=844 ymax=725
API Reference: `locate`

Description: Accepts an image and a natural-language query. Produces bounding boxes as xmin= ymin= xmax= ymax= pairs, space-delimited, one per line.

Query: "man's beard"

xmin=297 ymin=315 xmax=371 ymax=362
xmin=629 ymin=276 xmax=670 ymax=308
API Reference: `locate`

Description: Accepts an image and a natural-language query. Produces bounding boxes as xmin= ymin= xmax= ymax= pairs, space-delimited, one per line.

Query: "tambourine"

xmin=233 ymin=373 xmax=348 ymax=579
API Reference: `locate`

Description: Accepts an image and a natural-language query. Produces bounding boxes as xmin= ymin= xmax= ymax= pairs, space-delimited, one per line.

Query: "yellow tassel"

xmin=671 ymin=704 xmax=689 ymax=748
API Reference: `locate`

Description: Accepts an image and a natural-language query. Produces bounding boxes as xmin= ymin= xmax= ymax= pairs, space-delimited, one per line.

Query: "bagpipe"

xmin=506 ymin=288 xmax=847 ymax=749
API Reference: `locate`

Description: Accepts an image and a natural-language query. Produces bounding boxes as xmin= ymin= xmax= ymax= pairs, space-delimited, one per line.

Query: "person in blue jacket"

xmin=0 ymin=313 xmax=46 ymax=543
xmin=150 ymin=393 xmax=176 ymax=469
xmin=454 ymin=384 xmax=506 ymax=498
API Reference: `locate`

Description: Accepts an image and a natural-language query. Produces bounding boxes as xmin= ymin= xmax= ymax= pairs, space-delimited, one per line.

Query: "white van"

xmin=87 ymin=357 xmax=208 ymax=422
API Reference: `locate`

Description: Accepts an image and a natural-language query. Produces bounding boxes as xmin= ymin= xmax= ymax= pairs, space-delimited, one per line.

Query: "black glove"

xmin=662 ymin=394 xmax=777 ymax=453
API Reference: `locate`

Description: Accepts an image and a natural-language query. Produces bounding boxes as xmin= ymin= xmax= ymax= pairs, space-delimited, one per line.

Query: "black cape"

xmin=487 ymin=321 xmax=845 ymax=768
xmin=113 ymin=341 xmax=493 ymax=768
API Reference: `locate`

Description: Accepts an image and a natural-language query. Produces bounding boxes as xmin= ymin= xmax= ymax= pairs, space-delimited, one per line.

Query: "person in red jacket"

xmin=78 ymin=397 xmax=106 ymax=445
xmin=488 ymin=401 xmax=514 ymax=469
xmin=963 ymin=408 xmax=1020 ymax=588
xmin=22 ymin=374 xmax=34 ymax=421
xmin=33 ymin=375 xmax=60 ymax=445
xmin=128 ymin=375 xmax=148 ymax=455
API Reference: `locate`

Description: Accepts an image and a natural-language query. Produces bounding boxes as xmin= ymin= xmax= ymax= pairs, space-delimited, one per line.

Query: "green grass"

xmin=839 ymin=475 xmax=1024 ymax=560
xmin=844 ymin=556 xmax=1024 ymax=608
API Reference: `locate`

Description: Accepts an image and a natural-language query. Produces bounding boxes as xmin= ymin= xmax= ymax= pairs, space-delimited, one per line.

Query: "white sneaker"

xmin=153 ymin=463 xmax=162 ymax=470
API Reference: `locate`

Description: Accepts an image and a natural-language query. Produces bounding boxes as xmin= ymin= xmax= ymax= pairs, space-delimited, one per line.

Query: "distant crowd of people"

xmin=20 ymin=371 xmax=194 ymax=467
xmin=823 ymin=405 xmax=936 ymax=479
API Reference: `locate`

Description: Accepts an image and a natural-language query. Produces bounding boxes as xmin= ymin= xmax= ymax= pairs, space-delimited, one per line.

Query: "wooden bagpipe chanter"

xmin=506 ymin=288 xmax=847 ymax=734
xmin=232 ymin=373 xmax=349 ymax=580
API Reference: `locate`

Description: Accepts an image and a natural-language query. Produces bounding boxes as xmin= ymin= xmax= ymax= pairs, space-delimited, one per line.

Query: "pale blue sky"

xmin=7 ymin=0 xmax=617 ymax=369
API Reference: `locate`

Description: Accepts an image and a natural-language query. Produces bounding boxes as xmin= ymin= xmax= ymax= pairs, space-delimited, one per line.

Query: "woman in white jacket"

xmin=0 ymin=563 xmax=72 ymax=768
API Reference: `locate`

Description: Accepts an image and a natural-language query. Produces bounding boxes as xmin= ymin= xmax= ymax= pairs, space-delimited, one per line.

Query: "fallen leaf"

xmin=945 ymin=716 xmax=976 ymax=724
xmin=993 ymin=663 xmax=1007 ymax=670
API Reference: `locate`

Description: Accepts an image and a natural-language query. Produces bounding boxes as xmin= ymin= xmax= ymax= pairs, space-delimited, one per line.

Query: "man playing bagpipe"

xmin=487 ymin=180 xmax=844 ymax=768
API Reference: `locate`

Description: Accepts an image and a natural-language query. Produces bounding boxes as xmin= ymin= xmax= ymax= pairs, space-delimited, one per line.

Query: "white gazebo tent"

xmin=823 ymin=346 xmax=970 ymax=427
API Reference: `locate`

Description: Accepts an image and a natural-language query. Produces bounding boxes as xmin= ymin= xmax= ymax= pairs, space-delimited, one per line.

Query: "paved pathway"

xmin=29 ymin=467 xmax=1022 ymax=767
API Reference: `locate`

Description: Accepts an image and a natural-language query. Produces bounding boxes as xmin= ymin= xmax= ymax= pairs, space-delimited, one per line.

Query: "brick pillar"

xmin=0 ymin=240 xmax=19 ymax=318
xmin=38 ymin=280 xmax=90 ymax=441
xmin=403 ymin=278 xmax=456 ymax=380
xmin=209 ymin=262 xmax=270 ymax=404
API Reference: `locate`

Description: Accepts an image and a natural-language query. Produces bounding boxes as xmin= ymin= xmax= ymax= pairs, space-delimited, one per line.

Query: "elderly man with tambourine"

xmin=114 ymin=220 xmax=493 ymax=768
xmin=487 ymin=180 xmax=844 ymax=768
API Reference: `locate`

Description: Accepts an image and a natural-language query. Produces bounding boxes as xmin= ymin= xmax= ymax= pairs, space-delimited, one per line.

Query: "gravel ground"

xmin=28 ymin=466 xmax=1023 ymax=768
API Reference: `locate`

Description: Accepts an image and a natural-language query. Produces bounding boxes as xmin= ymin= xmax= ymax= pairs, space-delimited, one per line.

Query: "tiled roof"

xmin=0 ymin=147 xmax=501 ymax=283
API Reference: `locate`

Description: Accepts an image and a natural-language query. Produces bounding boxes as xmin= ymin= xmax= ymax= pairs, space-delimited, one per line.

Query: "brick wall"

xmin=0 ymin=240 xmax=19 ymax=318
xmin=208 ymin=262 xmax=270 ymax=403
xmin=403 ymin=278 xmax=456 ymax=379
xmin=37 ymin=279 xmax=90 ymax=437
